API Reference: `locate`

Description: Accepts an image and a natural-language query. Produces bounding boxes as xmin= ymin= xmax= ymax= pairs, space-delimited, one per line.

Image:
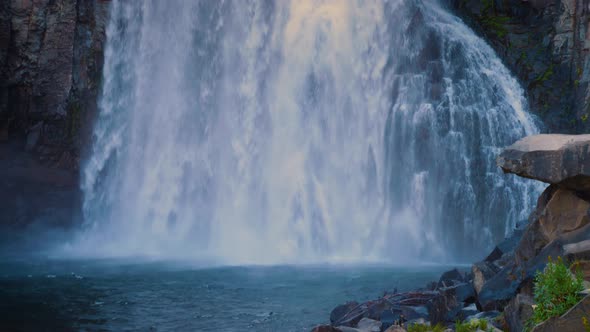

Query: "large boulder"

xmin=504 ymin=293 xmax=535 ymax=332
xmin=485 ymin=228 xmax=524 ymax=263
xmin=538 ymin=189 xmax=590 ymax=240
xmin=427 ymin=283 xmax=475 ymax=323
xmin=516 ymin=184 xmax=590 ymax=265
xmin=438 ymin=268 xmax=465 ymax=288
xmin=497 ymin=134 xmax=590 ymax=191
xmin=472 ymin=261 xmax=500 ymax=296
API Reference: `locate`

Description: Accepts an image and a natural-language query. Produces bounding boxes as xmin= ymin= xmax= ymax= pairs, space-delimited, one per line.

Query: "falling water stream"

xmin=76 ymin=0 xmax=542 ymax=264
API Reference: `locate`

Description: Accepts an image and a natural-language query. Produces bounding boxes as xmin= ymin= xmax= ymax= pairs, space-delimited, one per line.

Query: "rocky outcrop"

xmin=450 ymin=0 xmax=590 ymax=133
xmin=319 ymin=270 xmax=497 ymax=332
xmin=0 ymin=0 xmax=110 ymax=170
xmin=479 ymin=134 xmax=590 ymax=330
xmin=497 ymin=134 xmax=590 ymax=190
xmin=314 ymin=134 xmax=590 ymax=332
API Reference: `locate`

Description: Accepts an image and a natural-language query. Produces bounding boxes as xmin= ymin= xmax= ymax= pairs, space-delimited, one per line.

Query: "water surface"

xmin=0 ymin=259 xmax=449 ymax=331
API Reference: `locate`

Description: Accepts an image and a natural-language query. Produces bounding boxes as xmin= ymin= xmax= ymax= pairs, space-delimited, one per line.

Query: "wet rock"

xmin=331 ymin=302 xmax=368 ymax=327
xmin=335 ymin=327 xmax=360 ymax=332
xmin=504 ymin=293 xmax=534 ymax=332
xmin=457 ymin=303 xmax=479 ymax=321
xmin=331 ymin=301 xmax=359 ymax=325
xmin=485 ymin=228 xmax=525 ymax=263
xmin=472 ymin=261 xmax=500 ymax=296
xmin=425 ymin=281 xmax=437 ymax=291
xmin=465 ymin=310 xmax=501 ymax=322
xmin=378 ymin=309 xmax=397 ymax=330
xmin=427 ymin=282 xmax=475 ymax=323
xmin=438 ymin=268 xmax=464 ymax=288
xmin=356 ymin=318 xmax=381 ymax=332
xmin=476 ymin=265 xmax=520 ymax=311
xmin=497 ymin=134 xmax=590 ymax=190
xmin=311 ymin=325 xmax=342 ymax=332
xmin=530 ymin=295 xmax=590 ymax=332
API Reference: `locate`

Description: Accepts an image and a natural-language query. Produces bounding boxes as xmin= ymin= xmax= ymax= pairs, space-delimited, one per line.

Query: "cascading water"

xmin=75 ymin=0 xmax=542 ymax=264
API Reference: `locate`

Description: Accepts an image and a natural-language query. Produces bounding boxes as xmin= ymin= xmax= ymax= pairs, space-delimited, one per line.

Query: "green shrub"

xmin=455 ymin=318 xmax=490 ymax=332
xmin=530 ymin=257 xmax=584 ymax=325
xmin=406 ymin=322 xmax=445 ymax=332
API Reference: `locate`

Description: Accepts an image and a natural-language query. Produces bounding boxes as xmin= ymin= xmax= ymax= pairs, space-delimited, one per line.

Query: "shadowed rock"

xmin=504 ymin=293 xmax=534 ymax=332
xmin=331 ymin=302 xmax=359 ymax=325
xmin=497 ymin=134 xmax=590 ymax=191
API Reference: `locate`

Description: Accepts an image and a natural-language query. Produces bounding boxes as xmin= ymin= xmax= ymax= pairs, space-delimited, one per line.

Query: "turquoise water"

xmin=0 ymin=259 xmax=449 ymax=331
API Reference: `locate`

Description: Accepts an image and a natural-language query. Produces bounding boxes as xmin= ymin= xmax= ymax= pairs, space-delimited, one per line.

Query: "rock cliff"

xmin=0 ymin=0 xmax=110 ymax=170
xmin=0 ymin=0 xmax=109 ymax=229
xmin=450 ymin=0 xmax=590 ymax=133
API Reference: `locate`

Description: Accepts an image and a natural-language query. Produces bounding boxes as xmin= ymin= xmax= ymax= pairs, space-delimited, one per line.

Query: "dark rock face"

xmin=504 ymin=294 xmax=534 ymax=332
xmin=450 ymin=0 xmax=590 ymax=133
xmin=0 ymin=142 xmax=80 ymax=229
xmin=0 ymin=0 xmax=110 ymax=170
xmin=497 ymin=134 xmax=590 ymax=190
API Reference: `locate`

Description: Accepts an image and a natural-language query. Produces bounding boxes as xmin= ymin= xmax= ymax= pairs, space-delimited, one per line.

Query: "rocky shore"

xmin=313 ymin=134 xmax=590 ymax=332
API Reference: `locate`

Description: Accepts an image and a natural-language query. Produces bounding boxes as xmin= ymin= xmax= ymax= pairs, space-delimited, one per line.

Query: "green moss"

xmin=479 ymin=15 xmax=510 ymax=38
xmin=533 ymin=64 xmax=554 ymax=85
xmin=477 ymin=0 xmax=510 ymax=39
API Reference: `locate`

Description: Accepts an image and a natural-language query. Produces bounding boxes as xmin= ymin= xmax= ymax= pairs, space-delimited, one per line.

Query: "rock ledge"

xmin=497 ymin=134 xmax=590 ymax=191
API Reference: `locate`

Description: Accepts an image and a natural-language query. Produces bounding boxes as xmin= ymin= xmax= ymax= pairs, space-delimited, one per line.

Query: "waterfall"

xmin=75 ymin=0 xmax=542 ymax=264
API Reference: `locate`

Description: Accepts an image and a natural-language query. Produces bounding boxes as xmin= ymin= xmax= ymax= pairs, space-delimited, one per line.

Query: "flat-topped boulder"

xmin=497 ymin=134 xmax=590 ymax=191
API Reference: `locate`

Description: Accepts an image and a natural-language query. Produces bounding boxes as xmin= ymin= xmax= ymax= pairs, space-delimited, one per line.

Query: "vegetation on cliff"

xmin=527 ymin=257 xmax=584 ymax=329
